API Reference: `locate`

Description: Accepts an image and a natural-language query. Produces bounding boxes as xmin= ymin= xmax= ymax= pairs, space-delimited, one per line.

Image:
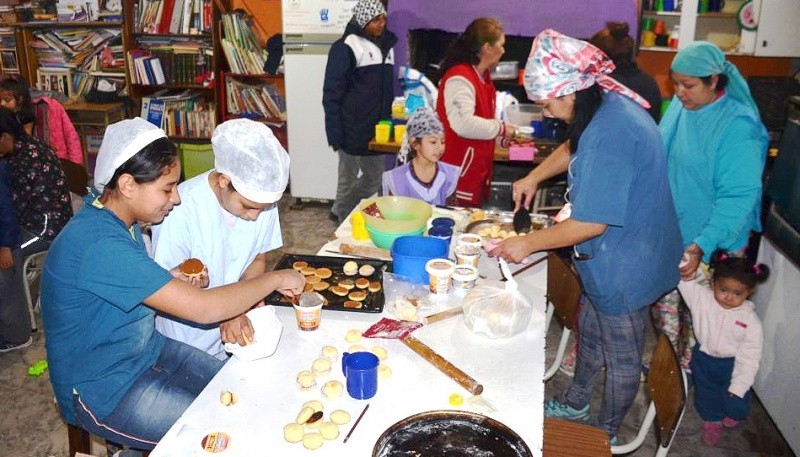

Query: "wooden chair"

xmin=543 ymin=251 xmax=583 ymax=380
xmin=543 ymin=418 xmax=612 ymax=457
xmin=611 ymin=333 xmax=688 ymax=456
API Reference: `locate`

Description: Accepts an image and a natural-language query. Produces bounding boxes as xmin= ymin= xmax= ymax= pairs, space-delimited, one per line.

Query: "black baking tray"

xmin=373 ymin=411 xmax=532 ymax=457
xmin=266 ymin=254 xmax=392 ymax=313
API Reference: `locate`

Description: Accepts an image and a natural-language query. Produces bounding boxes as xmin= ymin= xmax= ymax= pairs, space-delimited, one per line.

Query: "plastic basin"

xmin=366 ymin=225 xmax=425 ymax=250
xmin=390 ymin=236 xmax=449 ymax=283
xmin=359 ymin=196 xmax=432 ymax=233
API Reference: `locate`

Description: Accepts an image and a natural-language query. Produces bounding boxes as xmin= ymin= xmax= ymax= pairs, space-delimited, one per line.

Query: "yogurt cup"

xmin=292 ymin=292 xmax=325 ymax=331
xmin=454 ymin=244 xmax=481 ymax=267
xmin=425 ymin=258 xmax=455 ymax=295
xmin=452 ymin=265 xmax=479 ymax=292
xmin=456 ymin=233 xmax=483 ymax=249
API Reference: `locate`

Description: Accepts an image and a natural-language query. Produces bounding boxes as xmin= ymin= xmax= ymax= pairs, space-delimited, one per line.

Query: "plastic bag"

xmin=399 ymin=66 xmax=438 ymax=116
xmin=463 ymin=260 xmax=533 ymax=338
xmin=382 ymin=272 xmax=436 ymax=322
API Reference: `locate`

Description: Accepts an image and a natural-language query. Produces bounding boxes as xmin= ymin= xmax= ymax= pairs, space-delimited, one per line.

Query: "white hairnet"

xmin=212 ymin=119 xmax=290 ymax=203
xmin=94 ymin=117 xmax=167 ymax=193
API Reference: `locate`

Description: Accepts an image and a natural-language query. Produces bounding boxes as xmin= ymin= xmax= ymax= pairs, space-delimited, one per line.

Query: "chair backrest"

xmin=546 ymin=251 xmax=582 ymax=330
xmin=58 ymin=158 xmax=89 ymax=197
xmin=648 ymin=333 xmax=687 ymax=447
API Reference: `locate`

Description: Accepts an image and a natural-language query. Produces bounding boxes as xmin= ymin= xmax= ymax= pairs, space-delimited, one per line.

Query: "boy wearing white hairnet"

xmin=152 ymin=119 xmax=290 ymax=359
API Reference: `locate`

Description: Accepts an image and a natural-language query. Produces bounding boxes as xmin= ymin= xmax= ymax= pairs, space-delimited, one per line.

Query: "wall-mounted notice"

xmin=282 ymin=0 xmax=358 ymax=35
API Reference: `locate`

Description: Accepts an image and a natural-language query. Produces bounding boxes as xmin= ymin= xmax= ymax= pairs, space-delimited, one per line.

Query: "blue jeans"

xmin=690 ymin=344 xmax=752 ymax=421
xmin=563 ymin=299 xmax=649 ymax=436
xmin=73 ymin=338 xmax=224 ymax=450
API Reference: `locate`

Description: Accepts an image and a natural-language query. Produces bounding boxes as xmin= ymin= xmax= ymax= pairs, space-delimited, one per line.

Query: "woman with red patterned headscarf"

xmin=489 ymin=29 xmax=682 ymax=443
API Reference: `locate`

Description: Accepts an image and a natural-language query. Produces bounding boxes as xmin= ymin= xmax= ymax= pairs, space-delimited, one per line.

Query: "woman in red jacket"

xmin=435 ymin=17 xmax=516 ymax=207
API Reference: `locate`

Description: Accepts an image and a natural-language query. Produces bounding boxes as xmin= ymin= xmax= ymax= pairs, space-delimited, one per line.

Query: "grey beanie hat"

xmin=353 ymin=0 xmax=386 ymax=29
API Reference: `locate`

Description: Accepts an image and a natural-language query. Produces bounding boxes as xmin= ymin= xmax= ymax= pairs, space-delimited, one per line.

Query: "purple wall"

xmin=388 ymin=0 xmax=638 ymax=69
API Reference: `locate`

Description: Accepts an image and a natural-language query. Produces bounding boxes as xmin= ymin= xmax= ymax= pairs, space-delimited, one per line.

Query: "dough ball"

xmin=321 ymin=345 xmax=338 ymax=360
xmin=345 ymin=329 xmax=362 ymax=343
xmin=312 ymin=358 xmax=331 ymax=377
xmin=348 ymin=290 xmax=367 ymax=301
xmin=343 ymin=261 xmax=358 ymax=276
xmin=343 ymin=300 xmax=363 ymax=309
xmin=301 ymin=266 xmax=317 ymax=276
xmin=368 ymin=281 xmax=382 ymax=292
xmin=319 ymin=422 xmax=339 ymax=440
xmin=302 ymin=400 xmax=324 ymax=413
xmin=358 ymin=264 xmax=375 ymax=276
xmin=302 ymin=432 xmax=324 ymax=450
xmin=371 ymin=346 xmax=388 ymax=361
xmin=219 ymin=390 xmax=238 ymax=406
xmin=283 ymin=423 xmax=304 ymax=443
xmin=348 ymin=344 xmax=367 ymax=353
xmin=296 ymin=370 xmax=316 ymax=391
xmin=292 ymin=261 xmax=308 ymax=272
xmin=378 ymin=364 xmax=392 ymax=380
xmin=321 ymin=380 xmax=343 ymax=400
xmin=355 ymin=278 xmax=370 ymax=289
xmin=312 ymin=281 xmax=330 ymax=291
xmin=338 ymin=279 xmax=355 ymax=290
xmin=315 ymin=267 xmax=332 ymax=279
xmin=330 ymin=409 xmax=351 ymax=425
xmin=296 ymin=406 xmax=314 ymax=424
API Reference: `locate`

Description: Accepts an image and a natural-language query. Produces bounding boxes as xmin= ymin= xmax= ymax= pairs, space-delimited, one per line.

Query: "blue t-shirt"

xmin=568 ymin=92 xmax=683 ymax=315
xmin=41 ymin=197 xmax=172 ymax=424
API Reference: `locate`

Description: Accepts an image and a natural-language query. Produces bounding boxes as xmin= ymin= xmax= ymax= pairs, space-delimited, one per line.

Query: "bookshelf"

xmin=0 ymin=27 xmax=20 ymax=74
xmin=122 ymin=0 xmax=219 ymax=140
xmin=11 ymin=21 xmax=126 ymax=99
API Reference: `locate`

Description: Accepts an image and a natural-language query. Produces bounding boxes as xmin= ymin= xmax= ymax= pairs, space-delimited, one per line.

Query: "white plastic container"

xmin=455 ymin=244 xmax=481 ymax=268
xmin=456 ymin=233 xmax=483 ymax=249
xmin=425 ymin=258 xmax=455 ymax=295
xmin=452 ymin=265 xmax=479 ymax=292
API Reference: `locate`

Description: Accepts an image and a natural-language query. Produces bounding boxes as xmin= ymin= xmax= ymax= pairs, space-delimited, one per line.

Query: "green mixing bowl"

xmin=366 ymin=225 xmax=425 ymax=250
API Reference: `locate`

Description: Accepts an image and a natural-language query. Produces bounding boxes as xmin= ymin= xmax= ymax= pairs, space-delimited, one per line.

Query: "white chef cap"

xmin=212 ymin=119 xmax=290 ymax=204
xmin=94 ymin=117 xmax=168 ymax=193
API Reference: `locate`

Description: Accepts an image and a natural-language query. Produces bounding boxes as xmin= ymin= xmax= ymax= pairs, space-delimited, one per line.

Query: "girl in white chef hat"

xmin=39 ymin=117 xmax=305 ymax=451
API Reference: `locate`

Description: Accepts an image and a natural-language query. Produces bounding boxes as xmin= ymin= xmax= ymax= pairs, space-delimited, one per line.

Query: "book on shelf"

xmin=135 ymin=0 xmax=210 ymax=36
xmin=225 ymin=75 xmax=286 ymax=120
xmin=220 ymin=10 xmax=267 ymax=74
xmin=140 ymin=89 xmax=214 ymax=138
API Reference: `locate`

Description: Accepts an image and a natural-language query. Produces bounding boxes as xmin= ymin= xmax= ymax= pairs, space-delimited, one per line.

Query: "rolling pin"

xmin=400 ymin=335 xmax=484 ymax=396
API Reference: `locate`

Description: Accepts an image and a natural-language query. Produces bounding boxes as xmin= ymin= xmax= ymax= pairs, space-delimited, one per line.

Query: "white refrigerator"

xmin=282 ymin=0 xmax=358 ymax=201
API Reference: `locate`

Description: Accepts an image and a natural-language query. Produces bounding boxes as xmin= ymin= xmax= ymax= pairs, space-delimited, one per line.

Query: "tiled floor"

xmin=0 ymin=196 xmax=794 ymax=456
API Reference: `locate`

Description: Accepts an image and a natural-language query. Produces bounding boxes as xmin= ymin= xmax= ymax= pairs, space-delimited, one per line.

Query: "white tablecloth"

xmin=150 ymin=210 xmax=547 ymax=456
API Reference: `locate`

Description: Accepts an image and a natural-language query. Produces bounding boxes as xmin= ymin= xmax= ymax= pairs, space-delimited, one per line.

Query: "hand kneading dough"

xmin=371 ymin=346 xmax=388 ymax=361
xmin=302 ymin=400 xmax=323 ymax=413
xmin=321 ymin=380 xmax=343 ymax=399
xmin=319 ymin=422 xmax=339 ymax=440
xmin=330 ymin=409 xmax=351 ymax=425
xmin=379 ymin=364 xmax=392 ymax=379
xmin=312 ymin=357 xmax=331 ymax=377
xmin=345 ymin=328 xmax=362 ymax=343
xmin=296 ymin=371 xmax=316 ymax=391
xmin=284 ymin=423 xmax=304 ymax=443
xmin=302 ymin=432 xmax=324 ymax=450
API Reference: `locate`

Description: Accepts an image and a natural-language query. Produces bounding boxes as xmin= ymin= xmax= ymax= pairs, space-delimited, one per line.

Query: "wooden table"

xmin=368 ymin=137 xmax=560 ymax=164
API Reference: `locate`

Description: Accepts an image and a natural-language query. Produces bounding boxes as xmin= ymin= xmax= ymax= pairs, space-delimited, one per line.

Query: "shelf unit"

xmin=122 ymin=0 xmax=221 ymax=140
xmin=10 ymin=21 xmax=125 ymax=96
xmin=640 ymin=0 xmax=800 ymax=56
xmin=0 ymin=27 xmax=19 ymax=74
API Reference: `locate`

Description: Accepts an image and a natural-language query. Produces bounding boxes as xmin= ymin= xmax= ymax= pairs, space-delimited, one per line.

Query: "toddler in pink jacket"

xmin=679 ymin=250 xmax=769 ymax=447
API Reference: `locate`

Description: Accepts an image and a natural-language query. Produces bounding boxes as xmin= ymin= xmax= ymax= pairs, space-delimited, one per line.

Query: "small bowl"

xmin=224 ymin=306 xmax=283 ymax=361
